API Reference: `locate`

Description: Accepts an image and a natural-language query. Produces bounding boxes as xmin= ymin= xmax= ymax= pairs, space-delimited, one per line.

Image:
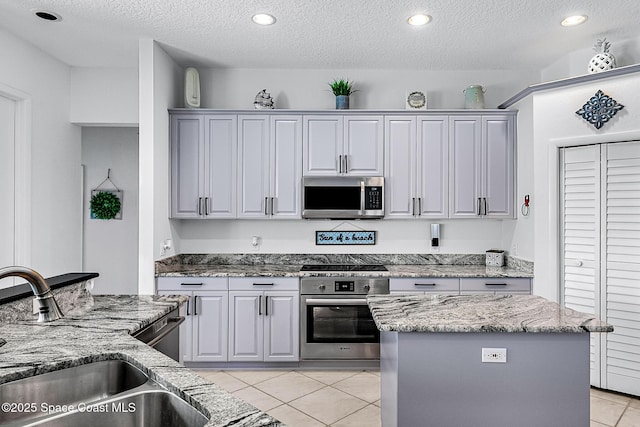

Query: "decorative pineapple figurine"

xmin=588 ymin=38 xmax=616 ymax=74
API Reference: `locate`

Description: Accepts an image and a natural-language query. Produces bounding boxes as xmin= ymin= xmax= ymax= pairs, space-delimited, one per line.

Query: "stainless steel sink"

xmin=0 ymin=360 xmax=148 ymax=424
xmin=0 ymin=360 xmax=208 ymax=427
xmin=31 ymin=390 xmax=209 ymax=427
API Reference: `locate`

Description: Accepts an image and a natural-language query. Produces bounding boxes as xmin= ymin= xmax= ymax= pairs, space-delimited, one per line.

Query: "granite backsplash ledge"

xmin=157 ymin=253 xmax=533 ymax=274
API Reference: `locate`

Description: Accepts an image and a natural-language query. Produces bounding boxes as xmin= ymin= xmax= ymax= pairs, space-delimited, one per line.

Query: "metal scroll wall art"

xmin=575 ymin=89 xmax=624 ymax=129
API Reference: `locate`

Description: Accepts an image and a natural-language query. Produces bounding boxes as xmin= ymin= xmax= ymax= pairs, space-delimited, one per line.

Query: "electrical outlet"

xmin=482 ymin=348 xmax=507 ymax=363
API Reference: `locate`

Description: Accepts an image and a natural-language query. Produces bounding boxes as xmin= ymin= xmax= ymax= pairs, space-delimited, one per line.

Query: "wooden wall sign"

xmin=315 ymin=231 xmax=376 ymax=245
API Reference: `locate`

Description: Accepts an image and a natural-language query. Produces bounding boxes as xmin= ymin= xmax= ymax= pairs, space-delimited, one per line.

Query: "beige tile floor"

xmin=197 ymin=369 xmax=640 ymax=427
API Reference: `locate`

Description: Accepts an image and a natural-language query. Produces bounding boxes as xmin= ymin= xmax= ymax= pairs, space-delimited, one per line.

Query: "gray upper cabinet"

xmin=238 ymin=115 xmax=302 ymax=218
xmin=170 ymin=114 xmax=202 ymax=218
xmin=449 ymin=114 xmax=515 ymax=218
xmin=386 ymin=116 xmax=449 ymax=218
xmin=170 ymin=114 xmax=237 ymax=218
xmin=303 ymin=115 xmax=383 ymax=176
xmin=204 ymin=115 xmax=238 ymax=218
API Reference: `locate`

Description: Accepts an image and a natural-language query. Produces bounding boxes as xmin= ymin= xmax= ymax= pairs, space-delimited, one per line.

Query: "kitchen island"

xmin=367 ymin=294 xmax=612 ymax=427
xmin=0 ymin=285 xmax=282 ymax=427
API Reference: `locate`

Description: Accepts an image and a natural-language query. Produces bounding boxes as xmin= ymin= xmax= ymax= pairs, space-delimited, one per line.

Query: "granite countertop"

xmin=156 ymin=263 xmax=533 ymax=279
xmin=367 ymin=294 xmax=613 ymax=333
xmin=155 ymin=253 xmax=534 ymax=279
xmin=0 ymin=294 xmax=282 ymax=427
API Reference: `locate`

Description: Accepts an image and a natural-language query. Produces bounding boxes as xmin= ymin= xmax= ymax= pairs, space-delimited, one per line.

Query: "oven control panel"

xmin=335 ymin=281 xmax=354 ymax=292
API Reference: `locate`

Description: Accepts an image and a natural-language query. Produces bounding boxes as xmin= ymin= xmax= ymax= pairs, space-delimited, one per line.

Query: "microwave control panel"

xmin=364 ymin=186 xmax=383 ymax=210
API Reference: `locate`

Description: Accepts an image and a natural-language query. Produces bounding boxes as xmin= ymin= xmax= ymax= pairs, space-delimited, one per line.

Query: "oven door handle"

xmin=305 ymin=298 xmax=368 ymax=306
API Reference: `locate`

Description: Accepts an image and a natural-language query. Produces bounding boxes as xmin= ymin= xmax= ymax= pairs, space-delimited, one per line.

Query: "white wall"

xmin=81 ymin=127 xmax=139 ymax=294
xmin=70 ymin=67 xmax=139 ymax=126
xmin=174 ymin=219 xmax=505 ymax=254
xmin=138 ymin=39 xmax=182 ymax=294
xmin=501 ymin=97 xmax=535 ymax=261
xmin=0 ymin=28 xmax=81 ymax=278
xmin=532 ymin=73 xmax=640 ymax=301
xmin=199 ymin=68 xmax=537 ymax=110
xmin=542 ymin=35 xmax=640 ymax=82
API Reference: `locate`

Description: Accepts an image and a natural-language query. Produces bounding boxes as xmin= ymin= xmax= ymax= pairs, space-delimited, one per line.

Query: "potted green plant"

xmin=329 ymin=78 xmax=357 ymax=109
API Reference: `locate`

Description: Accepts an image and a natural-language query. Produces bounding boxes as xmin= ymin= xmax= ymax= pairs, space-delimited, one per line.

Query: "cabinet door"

xmin=417 ymin=117 xmax=449 ymax=217
xmin=170 ymin=114 xmax=203 ymax=218
xmin=192 ymin=291 xmax=228 ymax=362
xmin=204 ymin=115 xmax=237 ymax=218
xmin=270 ymin=116 xmax=302 ymax=218
xmin=264 ymin=291 xmax=299 ymax=361
xmin=303 ymin=116 xmax=343 ymax=176
xmin=482 ymin=116 xmax=515 ymax=218
xmin=228 ymin=291 xmax=263 ymax=361
xmin=449 ymin=116 xmax=482 ymax=217
xmin=344 ymin=116 xmax=384 ymax=176
xmin=238 ymin=116 xmax=270 ymax=217
xmin=385 ymin=116 xmax=416 ymax=218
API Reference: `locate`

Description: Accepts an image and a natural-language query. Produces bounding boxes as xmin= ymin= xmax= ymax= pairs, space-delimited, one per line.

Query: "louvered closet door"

xmin=561 ymin=145 xmax=602 ymax=387
xmin=603 ymin=141 xmax=640 ymax=395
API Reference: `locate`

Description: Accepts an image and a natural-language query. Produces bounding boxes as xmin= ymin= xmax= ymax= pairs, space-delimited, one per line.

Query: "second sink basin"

xmin=31 ymin=390 xmax=209 ymax=427
xmin=0 ymin=360 xmax=148 ymax=424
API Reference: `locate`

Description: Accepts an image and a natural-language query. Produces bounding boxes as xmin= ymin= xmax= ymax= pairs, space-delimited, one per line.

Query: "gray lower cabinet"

xmin=390 ymin=277 xmax=531 ymax=295
xmin=228 ymin=277 xmax=299 ymax=362
xmin=389 ymin=278 xmax=459 ymax=295
xmin=157 ymin=277 xmax=229 ymax=362
xmin=459 ymin=277 xmax=531 ymax=294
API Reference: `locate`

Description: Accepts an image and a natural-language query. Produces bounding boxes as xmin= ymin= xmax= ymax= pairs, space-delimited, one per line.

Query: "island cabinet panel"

xmin=228 ymin=277 xmax=299 ymax=362
xmin=156 ymin=277 xmax=229 ymax=362
xmin=384 ymin=116 xmax=448 ymax=218
xmin=449 ymin=115 xmax=515 ymax=218
xmin=389 ymin=278 xmax=459 ymax=294
xmin=381 ymin=332 xmax=590 ymax=427
xmin=459 ymin=277 xmax=531 ymax=294
xmin=303 ymin=115 xmax=383 ymax=176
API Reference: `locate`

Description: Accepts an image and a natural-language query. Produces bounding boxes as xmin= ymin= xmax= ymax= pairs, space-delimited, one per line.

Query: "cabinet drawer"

xmin=229 ymin=277 xmax=299 ymax=291
xmin=390 ymin=278 xmax=459 ymax=293
xmin=459 ymin=278 xmax=531 ymax=294
xmin=157 ymin=277 xmax=228 ymax=292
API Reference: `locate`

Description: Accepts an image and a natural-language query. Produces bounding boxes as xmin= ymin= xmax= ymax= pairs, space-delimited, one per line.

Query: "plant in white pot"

xmin=329 ymin=79 xmax=358 ymax=109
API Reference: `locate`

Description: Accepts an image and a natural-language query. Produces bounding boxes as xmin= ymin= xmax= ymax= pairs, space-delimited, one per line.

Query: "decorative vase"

xmin=588 ymin=38 xmax=616 ymax=74
xmin=463 ymin=85 xmax=486 ymax=109
xmin=336 ymin=95 xmax=349 ymax=110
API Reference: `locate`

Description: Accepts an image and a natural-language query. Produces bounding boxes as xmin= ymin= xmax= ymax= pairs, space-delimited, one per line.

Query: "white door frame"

xmin=0 ymin=82 xmax=32 ymax=267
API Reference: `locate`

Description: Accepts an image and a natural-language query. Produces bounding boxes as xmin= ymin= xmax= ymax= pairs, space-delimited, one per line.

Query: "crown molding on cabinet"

xmin=498 ymin=63 xmax=640 ymax=109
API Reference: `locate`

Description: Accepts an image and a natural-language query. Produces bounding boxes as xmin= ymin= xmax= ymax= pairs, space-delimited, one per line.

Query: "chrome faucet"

xmin=0 ymin=266 xmax=64 ymax=322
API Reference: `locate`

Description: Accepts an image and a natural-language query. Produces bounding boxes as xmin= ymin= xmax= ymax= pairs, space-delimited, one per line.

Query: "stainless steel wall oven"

xmin=300 ymin=266 xmax=389 ymax=360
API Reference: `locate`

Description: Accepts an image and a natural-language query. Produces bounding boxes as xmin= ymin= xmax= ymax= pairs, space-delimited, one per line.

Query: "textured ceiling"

xmin=0 ymin=0 xmax=639 ymax=70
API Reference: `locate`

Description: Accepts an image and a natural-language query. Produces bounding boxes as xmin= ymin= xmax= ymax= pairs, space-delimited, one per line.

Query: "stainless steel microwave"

xmin=302 ymin=176 xmax=384 ymax=219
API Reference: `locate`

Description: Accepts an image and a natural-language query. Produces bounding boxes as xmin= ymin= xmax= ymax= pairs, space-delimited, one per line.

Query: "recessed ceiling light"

xmin=561 ymin=15 xmax=587 ymax=27
xmin=252 ymin=13 xmax=276 ymax=26
xmin=407 ymin=14 xmax=431 ymax=26
xmin=33 ymin=10 xmax=63 ymax=22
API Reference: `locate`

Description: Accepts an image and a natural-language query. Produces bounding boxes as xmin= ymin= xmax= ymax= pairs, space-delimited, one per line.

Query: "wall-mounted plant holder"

xmin=90 ymin=169 xmax=123 ymax=220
